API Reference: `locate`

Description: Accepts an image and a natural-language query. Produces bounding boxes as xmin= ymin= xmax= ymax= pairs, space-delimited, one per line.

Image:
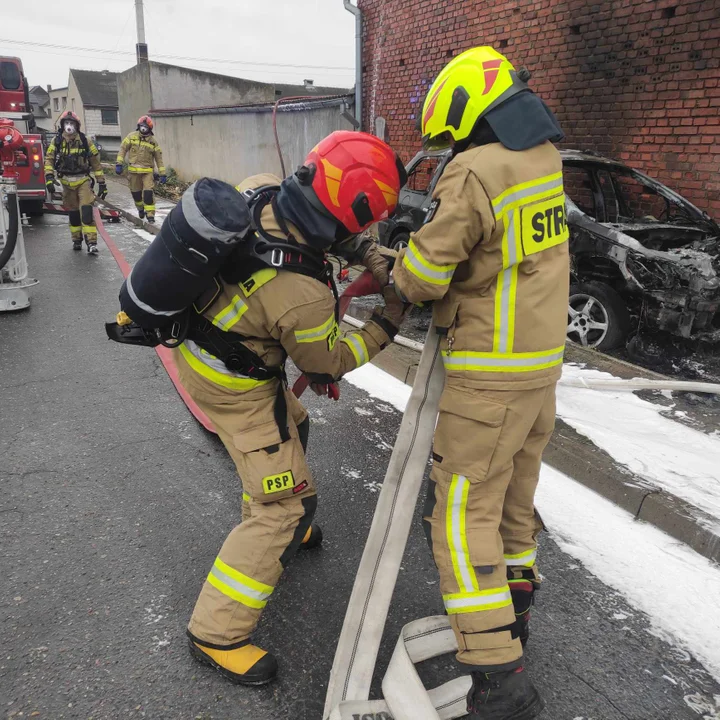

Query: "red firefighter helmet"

xmin=59 ymin=110 xmax=81 ymax=129
xmin=297 ymin=131 xmax=406 ymax=235
xmin=137 ymin=115 xmax=154 ymax=130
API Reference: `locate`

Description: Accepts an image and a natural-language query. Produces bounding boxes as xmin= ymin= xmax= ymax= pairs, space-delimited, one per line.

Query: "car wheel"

xmin=392 ymin=231 xmax=410 ymax=251
xmin=567 ymin=282 xmax=630 ymax=350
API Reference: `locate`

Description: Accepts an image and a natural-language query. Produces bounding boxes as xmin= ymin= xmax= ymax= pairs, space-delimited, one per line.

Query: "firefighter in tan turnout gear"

xmin=172 ymin=132 xmax=408 ymax=685
xmin=392 ymin=47 xmax=567 ymax=719
xmin=44 ymin=110 xmax=106 ymax=254
xmin=116 ymin=115 xmax=165 ymax=223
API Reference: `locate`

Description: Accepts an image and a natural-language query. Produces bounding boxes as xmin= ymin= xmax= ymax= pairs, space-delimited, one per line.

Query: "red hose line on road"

xmin=94 ymin=208 xmax=217 ymax=434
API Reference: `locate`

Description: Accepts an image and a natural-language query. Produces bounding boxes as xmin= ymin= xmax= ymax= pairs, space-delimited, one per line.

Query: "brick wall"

xmin=358 ymin=0 xmax=720 ymax=216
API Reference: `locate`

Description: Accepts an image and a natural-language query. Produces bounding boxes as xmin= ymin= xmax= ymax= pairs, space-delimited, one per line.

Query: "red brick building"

xmin=357 ymin=0 xmax=720 ymax=215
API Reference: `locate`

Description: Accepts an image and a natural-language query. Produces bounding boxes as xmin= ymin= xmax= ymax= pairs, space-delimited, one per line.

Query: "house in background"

xmin=48 ymin=86 xmax=68 ymax=127
xmin=66 ymin=69 xmax=121 ymax=153
xmin=28 ymin=85 xmax=54 ymax=132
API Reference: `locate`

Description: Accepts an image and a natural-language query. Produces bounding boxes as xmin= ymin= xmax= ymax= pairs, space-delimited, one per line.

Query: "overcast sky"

xmin=3 ymin=0 xmax=356 ymax=91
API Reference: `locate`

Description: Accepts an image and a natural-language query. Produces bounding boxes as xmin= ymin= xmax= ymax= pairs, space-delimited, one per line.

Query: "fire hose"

xmin=0 ymin=181 xmax=19 ymax=271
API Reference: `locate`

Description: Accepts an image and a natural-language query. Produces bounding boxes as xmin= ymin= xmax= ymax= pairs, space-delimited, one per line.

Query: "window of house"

xmin=0 ymin=61 xmax=21 ymax=90
xmin=101 ymin=108 xmax=119 ymax=125
xmin=71 ymin=98 xmax=75 ymax=111
xmin=53 ymin=97 xmax=59 ymax=111
xmin=62 ymin=96 xmax=67 ymax=108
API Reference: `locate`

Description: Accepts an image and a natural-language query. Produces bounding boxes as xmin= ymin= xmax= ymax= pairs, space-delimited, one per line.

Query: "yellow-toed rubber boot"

xmin=188 ymin=637 xmax=278 ymax=686
xmin=300 ymin=523 xmax=323 ymax=550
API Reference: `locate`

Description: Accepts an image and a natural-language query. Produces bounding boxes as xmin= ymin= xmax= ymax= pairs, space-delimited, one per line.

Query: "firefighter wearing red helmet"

xmin=175 ymin=131 xmax=409 ymax=685
xmin=44 ymin=110 xmax=106 ymax=254
xmin=115 ymin=115 xmax=166 ymax=223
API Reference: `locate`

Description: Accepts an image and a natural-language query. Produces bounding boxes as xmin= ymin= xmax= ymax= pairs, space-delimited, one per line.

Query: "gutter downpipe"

xmin=343 ymin=0 xmax=362 ymax=130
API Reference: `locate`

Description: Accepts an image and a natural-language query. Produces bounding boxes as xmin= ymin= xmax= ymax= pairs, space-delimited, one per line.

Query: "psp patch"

xmin=327 ymin=323 xmax=339 ymax=351
xmin=262 ymin=470 xmax=296 ymax=495
xmin=520 ymin=194 xmax=569 ymax=256
xmin=423 ymin=198 xmax=441 ymax=224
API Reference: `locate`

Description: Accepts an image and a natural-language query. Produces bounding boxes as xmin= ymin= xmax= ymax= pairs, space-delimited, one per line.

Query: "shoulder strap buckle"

xmin=270 ymin=247 xmax=284 ymax=267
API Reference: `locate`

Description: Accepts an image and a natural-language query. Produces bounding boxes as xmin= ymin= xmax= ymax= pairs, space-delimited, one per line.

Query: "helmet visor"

xmin=422 ymin=131 xmax=453 ymax=152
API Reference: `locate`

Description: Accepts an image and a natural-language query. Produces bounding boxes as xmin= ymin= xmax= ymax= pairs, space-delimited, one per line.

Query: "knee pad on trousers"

xmin=143 ymin=189 xmax=154 ymax=206
xmin=131 ymin=190 xmax=143 ymax=203
xmin=68 ymin=209 xmax=81 ymax=227
xmin=80 ymin=204 xmax=94 ymax=226
xmin=279 ymin=495 xmax=317 ymax=567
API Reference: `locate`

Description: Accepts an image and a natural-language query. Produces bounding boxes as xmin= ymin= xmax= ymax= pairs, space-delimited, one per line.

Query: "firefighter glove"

xmin=115 ymin=164 xmax=123 ymax=175
xmin=159 ymin=175 xmax=167 ymax=184
xmin=378 ymin=283 xmax=412 ymax=330
xmin=45 ymin=174 xmax=54 ymax=193
xmin=362 ymin=243 xmax=398 ymax=289
xmin=97 ymin=181 xmax=108 ymax=200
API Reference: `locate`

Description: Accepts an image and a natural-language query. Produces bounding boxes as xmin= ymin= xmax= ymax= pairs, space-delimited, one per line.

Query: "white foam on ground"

xmin=558 ymin=364 xmax=720 ymax=525
xmin=346 ymin=361 xmax=720 ymax=682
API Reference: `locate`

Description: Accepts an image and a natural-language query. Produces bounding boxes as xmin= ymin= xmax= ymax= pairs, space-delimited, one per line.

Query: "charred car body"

xmin=379 ymin=149 xmax=720 ymax=350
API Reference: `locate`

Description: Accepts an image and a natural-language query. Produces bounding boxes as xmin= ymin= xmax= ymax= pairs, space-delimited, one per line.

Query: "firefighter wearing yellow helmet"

xmin=393 ymin=46 xmax=568 ymax=719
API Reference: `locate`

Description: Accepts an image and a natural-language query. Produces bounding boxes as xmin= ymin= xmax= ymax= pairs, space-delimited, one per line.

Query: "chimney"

xmin=47 ymin=84 xmax=52 ymax=93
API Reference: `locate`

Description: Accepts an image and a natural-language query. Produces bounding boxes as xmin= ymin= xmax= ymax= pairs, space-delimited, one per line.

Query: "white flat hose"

xmin=560 ymin=376 xmax=720 ymax=395
xmin=344 ymin=314 xmax=720 ymax=395
xmin=324 ymin=325 xmax=447 ymax=718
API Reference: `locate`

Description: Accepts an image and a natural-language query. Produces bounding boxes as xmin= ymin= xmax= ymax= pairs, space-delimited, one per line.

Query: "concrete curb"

xmin=364 ymin=328 xmax=720 ymax=566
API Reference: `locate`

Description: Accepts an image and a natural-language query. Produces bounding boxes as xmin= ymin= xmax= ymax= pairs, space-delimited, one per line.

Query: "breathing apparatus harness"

xmin=108 ymin=184 xmax=340 ymax=441
xmin=53 ymin=129 xmax=92 ymax=178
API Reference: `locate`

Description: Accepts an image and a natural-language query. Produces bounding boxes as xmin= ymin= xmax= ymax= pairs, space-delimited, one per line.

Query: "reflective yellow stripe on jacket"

xmin=491 ymin=171 xmax=564 ymax=355
xmin=294 ymin=314 xmax=338 ymax=344
xmin=178 ymin=342 xmax=271 ymax=391
xmin=341 ymin=333 xmax=369 ymax=367
xmin=402 ymin=238 xmax=457 ymax=287
xmin=442 ymin=346 xmax=565 ymax=374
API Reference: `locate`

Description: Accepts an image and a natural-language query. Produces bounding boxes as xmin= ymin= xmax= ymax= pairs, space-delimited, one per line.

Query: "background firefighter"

xmin=169 ymin=132 xmax=410 ymax=686
xmin=44 ymin=110 xmax=106 ymax=255
xmin=115 ymin=115 xmax=166 ymax=223
xmin=392 ymin=47 xmax=567 ymax=720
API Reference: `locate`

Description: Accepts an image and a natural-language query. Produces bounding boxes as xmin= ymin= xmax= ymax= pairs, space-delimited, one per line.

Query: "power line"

xmin=0 ymin=37 xmax=354 ymax=72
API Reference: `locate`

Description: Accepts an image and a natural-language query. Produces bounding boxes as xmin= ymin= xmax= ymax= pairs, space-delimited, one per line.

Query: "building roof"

xmin=70 ymin=69 xmax=119 ymax=108
xmin=273 ymin=81 xmax=352 ymax=98
xmin=29 ymin=85 xmax=50 ymax=104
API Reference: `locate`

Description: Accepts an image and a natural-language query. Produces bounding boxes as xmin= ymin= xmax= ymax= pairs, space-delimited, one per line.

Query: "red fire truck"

xmin=0 ymin=56 xmax=46 ymax=215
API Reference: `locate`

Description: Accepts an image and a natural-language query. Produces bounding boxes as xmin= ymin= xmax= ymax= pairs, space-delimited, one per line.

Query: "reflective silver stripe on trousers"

xmin=209 ymin=564 xmax=272 ymax=602
xmin=125 ymin=272 xmax=183 ymax=316
xmin=498 ymin=208 xmax=518 ymax=353
xmin=505 ymin=548 xmax=537 ymax=566
xmin=443 ymin=588 xmax=513 ymax=611
xmin=492 ymin=175 xmax=564 ymax=217
xmin=181 ymin=182 xmax=245 ymax=244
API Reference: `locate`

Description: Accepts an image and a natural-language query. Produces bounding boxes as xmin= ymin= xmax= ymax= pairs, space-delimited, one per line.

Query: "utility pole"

xmin=135 ymin=0 xmax=149 ymax=63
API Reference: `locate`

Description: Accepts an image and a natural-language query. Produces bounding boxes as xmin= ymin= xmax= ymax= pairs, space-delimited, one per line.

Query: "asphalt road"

xmin=1 ymin=214 xmax=718 ymax=720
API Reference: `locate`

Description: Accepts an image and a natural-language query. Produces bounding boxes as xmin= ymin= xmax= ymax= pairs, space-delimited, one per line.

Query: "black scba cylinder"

xmin=119 ymin=178 xmax=251 ymax=328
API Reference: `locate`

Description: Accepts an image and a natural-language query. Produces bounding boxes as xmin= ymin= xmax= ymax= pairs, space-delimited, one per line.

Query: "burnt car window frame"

xmin=563 ymin=161 xmax=603 ymax=220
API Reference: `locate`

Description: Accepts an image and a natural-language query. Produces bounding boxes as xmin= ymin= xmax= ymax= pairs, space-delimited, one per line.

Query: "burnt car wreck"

xmin=563 ymin=150 xmax=720 ymax=350
xmin=380 ymin=148 xmax=720 ymax=351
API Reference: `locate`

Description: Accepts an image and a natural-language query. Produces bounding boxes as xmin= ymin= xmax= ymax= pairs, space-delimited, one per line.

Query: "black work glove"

xmin=45 ymin=174 xmax=55 ymax=194
xmin=97 ymin=181 xmax=108 ymax=200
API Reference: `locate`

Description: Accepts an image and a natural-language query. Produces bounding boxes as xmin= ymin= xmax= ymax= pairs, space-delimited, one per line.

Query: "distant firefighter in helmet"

xmin=44 ymin=110 xmax=107 ymax=255
xmin=116 ymin=115 xmax=166 ymax=223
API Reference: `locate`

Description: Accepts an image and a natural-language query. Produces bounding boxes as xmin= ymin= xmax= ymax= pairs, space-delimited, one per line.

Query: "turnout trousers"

xmin=61 ymin=177 xmax=96 ymax=244
xmin=128 ymin=172 xmax=155 ymax=219
xmin=174 ymin=349 xmax=317 ymax=648
xmin=423 ymin=381 xmax=557 ymax=670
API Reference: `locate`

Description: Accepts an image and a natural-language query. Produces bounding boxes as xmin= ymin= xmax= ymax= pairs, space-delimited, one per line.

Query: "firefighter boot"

xmin=467 ymin=666 xmax=544 ymax=720
xmin=188 ymin=638 xmax=278 ymax=686
xmin=300 ymin=523 xmax=323 ymax=549
xmin=509 ymin=570 xmax=538 ymax=648
xmin=87 ymin=243 xmax=99 ymax=256
xmin=73 ymin=239 xmax=83 ymax=251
